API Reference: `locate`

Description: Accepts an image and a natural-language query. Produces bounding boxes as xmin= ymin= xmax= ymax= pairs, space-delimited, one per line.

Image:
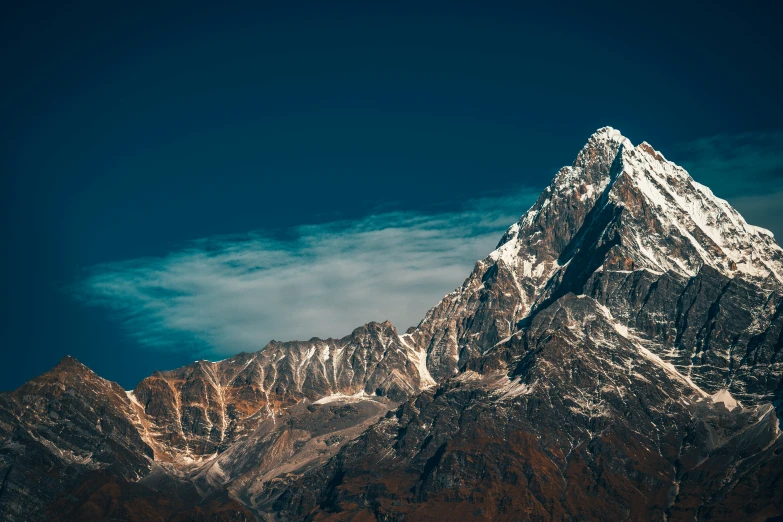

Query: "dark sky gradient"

xmin=2 ymin=1 xmax=782 ymax=390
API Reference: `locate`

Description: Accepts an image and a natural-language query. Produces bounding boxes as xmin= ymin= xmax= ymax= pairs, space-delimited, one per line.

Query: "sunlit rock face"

xmin=407 ymin=127 xmax=782 ymax=402
xmin=2 ymin=128 xmax=782 ymax=521
xmin=130 ymin=320 xmax=433 ymax=462
xmin=0 ymin=357 xmax=153 ymax=520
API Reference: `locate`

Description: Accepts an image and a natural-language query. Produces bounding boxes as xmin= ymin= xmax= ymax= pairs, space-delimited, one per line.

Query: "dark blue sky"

xmin=2 ymin=1 xmax=782 ymax=390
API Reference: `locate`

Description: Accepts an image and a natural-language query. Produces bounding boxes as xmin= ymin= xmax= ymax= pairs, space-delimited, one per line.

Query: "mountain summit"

xmin=2 ymin=128 xmax=781 ymax=521
xmin=504 ymin=126 xmax=781 ymax=284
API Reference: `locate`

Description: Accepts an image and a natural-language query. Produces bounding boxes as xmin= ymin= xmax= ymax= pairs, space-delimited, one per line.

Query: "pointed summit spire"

xmin=564 ymin=126 xmax=632 ymax=192
xmin=589 ymin=126 xmax=631 ymax=143
xmin=575 ymin=126 xmax=632 ymax=163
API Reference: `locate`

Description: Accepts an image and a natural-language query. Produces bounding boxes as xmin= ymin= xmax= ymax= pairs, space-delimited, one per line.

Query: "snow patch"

xmin=709 ymin=389 xmax=741 ymax=411
xmin=494 ymin=377 xmax=537 ymax=400
xmin=399 ymin=334 xmax=436 ymax=387
xmin=636 ymin=344 xmax=708 ymax=398
xmin=313 ymin=390 xmax=372 ymax=405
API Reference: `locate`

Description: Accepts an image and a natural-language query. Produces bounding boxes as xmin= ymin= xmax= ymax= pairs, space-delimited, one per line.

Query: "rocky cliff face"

xmin=271 ymin=294 xmax=782 ymax=520
xmin=1 ymin=128 xmax=781 ymax=521
xmin=130 ymin=320 xmax=432 ymax=464
xmin=407 ymin=128 xmax=783 ymax=399
xmin=0 ymin=357 xmax=152 ymax=520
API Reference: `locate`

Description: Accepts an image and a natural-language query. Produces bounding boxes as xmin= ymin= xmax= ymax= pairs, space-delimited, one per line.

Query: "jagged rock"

xmin=1 ymin=127 xmax=781 ymax=521
xmin=0 ymin=357 xmax=152 ymax=520
xmin=271 ymin=294 xmax=782 ymax=520
xmin=131 ymin=320 xmax=432 ymax=463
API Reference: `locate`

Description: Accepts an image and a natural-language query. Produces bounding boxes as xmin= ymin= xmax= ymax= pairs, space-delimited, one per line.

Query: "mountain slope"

xmin=407 ymin=128 xmax=783 ymax=402
xmin=271 ymin=294 xmax=782 ymax=520
xmin=265 ymin=128 xmax=783 ymax=520
xmin=0 ymin=357 xmax=152 ymax=519
xmin=130 ymin=320 xmax=432 ymax=464
xmin=1 ymin=127 xmax=781 ymax=521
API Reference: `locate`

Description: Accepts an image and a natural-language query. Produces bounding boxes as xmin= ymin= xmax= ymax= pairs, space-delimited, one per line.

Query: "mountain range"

xmin=2 ymin=127 xmax=781 ymax=521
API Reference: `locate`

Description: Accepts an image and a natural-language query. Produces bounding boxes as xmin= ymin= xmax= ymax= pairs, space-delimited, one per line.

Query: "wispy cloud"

xmin=74 ymin=131 xmax=783 ymax=360
xmin=74 ymin=188 xmax=540 ymax=357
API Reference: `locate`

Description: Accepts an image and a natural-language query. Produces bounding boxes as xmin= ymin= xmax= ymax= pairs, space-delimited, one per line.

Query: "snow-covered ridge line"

xmin=614 ymin=134 xmax=783 ymax=284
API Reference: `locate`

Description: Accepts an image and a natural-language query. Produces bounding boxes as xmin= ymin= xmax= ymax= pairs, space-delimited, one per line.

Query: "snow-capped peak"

xmin=611 ymin=136 xmax=783 ymax=284
xmin=492 ymin=127 xmax=782 ymax=287
xmin=586 ymin=126 xmax=633 ymax=147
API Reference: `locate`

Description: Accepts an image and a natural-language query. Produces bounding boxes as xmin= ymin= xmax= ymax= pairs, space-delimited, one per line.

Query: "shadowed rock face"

xmin=2 ymin=127 xmax=782 ymax=521
xmin=271 ymin=295 xmax=782 ymax=520
xmin=406 ymin=128 xmax=783 ymax=401
xmin=43 ymin=470 xmax=258 ymax=522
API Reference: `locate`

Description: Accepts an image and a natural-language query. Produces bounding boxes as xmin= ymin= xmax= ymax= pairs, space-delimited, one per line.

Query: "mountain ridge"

xmin=2 ymin=127 xmax=782 ymax=521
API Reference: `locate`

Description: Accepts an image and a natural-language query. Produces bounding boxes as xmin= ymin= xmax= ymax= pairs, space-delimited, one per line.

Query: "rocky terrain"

xmin=1 ymin=127 xmax=781 ymax=521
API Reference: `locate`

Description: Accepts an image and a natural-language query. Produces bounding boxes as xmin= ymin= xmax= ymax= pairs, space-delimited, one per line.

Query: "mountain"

xmin=2 ymin=128 xmax=781 ymax=521
xmin=129 ymin=321 xmax=431 ymax=463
